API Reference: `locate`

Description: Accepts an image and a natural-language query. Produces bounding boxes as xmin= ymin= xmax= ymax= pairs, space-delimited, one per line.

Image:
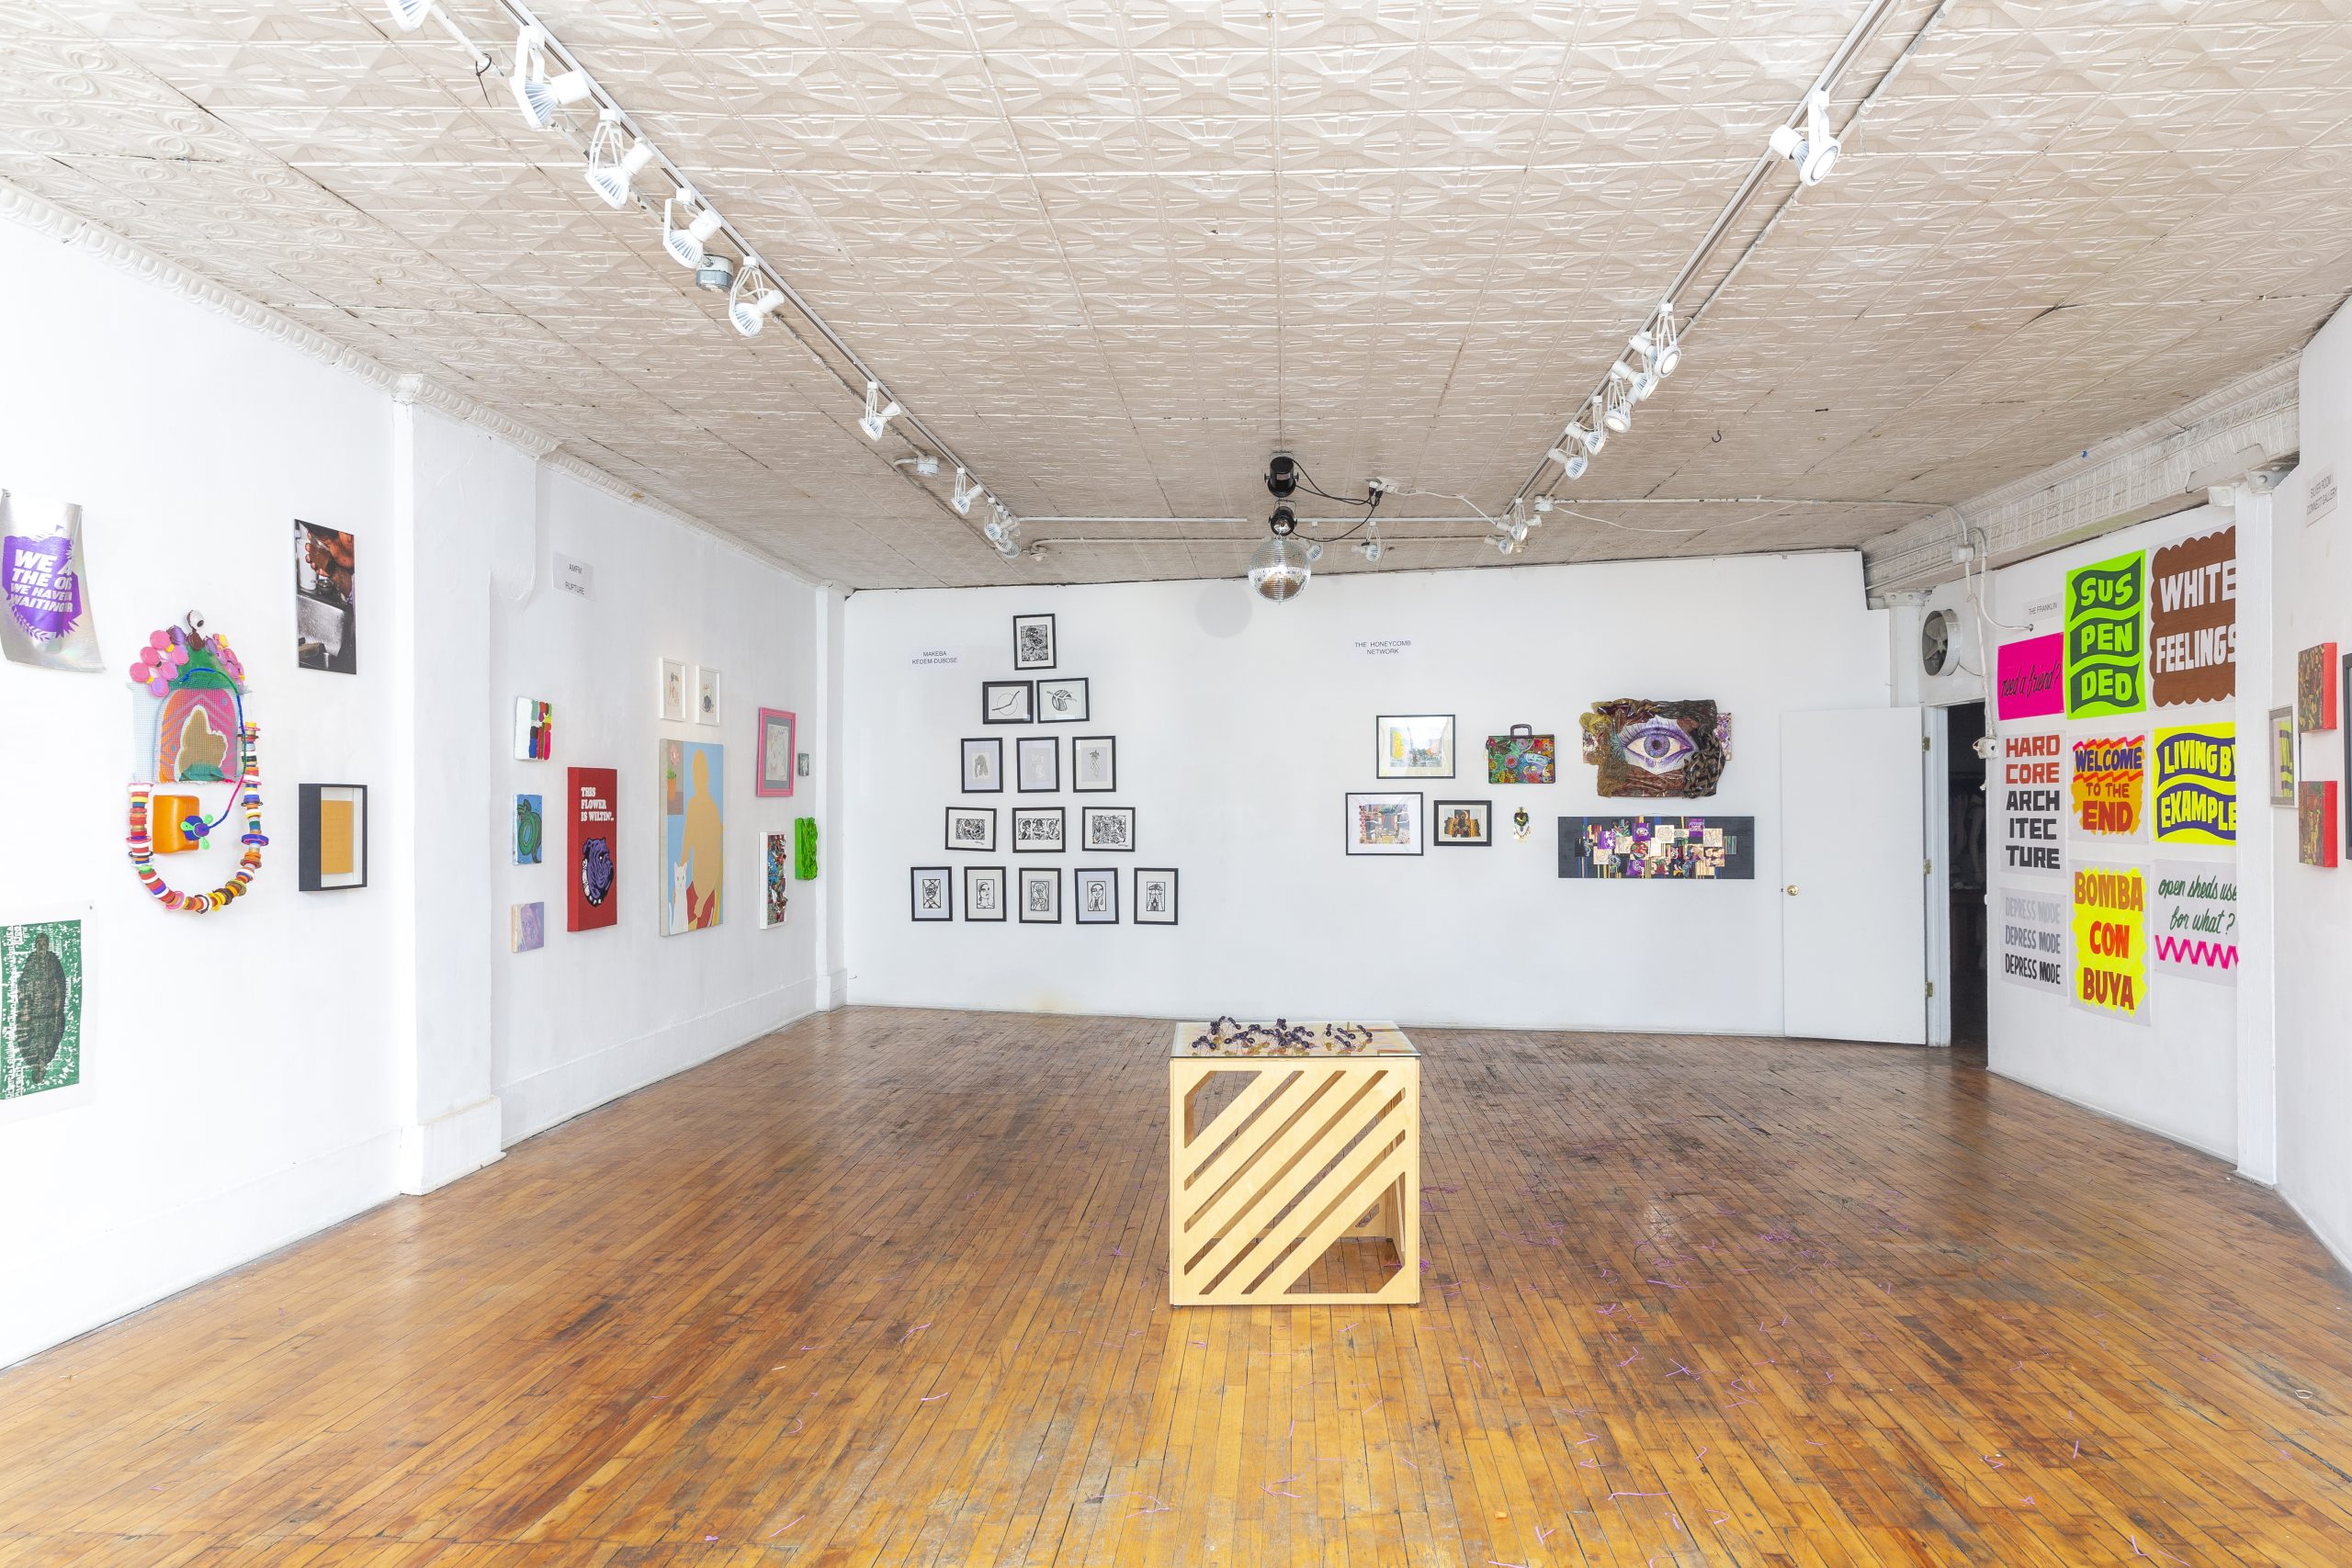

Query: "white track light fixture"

xmin=1581 ymin=397 xmax=1609 ymax=455
xmin=1650 ymin=300 xmax=1682 ymax=378
xmin=1601 ymin=369 xmax=1636 ymax=434
xmin=728 ymin=264 xmax=785 ymax=336
xmin=386 ymin=0 xmax=433 ymax=25
xmin=1769 ymin=89 xmax=1842 ymax=186
xmin=859 ymin=381 xmax=902 ymax=442
xmin=949 ymin=467 xmax=980 ymax=517
xmin=662 ymin=192 xmax=724 ymax=269
xmin=584 ymin=111 xmax=656 ymax=209
xmin=1546 ymin=440 xmax=1589 ymax=481
xmin=384 ymin=0 xmax=489 ymax=69
xmin=510 ymin=26 xmax=590 ymax=130
xmin=1624 ymin=333 xmax=1661 ymax=400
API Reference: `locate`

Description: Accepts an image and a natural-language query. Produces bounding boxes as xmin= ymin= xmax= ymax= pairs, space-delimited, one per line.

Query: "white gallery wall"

xmin=2276 ymin=300 xmax=2352 ymax=1269
xmin=842 ymin=552 xmax=1889 ymax=1031
xmin=1960 ymin=506 xmax=2249 ymax=1161
xmin=0 ymin=210 xmax=837 ymax=1367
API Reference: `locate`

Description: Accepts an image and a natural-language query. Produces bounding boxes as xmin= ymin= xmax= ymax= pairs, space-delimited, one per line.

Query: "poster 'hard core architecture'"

xmin=1997 ymin=730 xmax=2063 ymax=874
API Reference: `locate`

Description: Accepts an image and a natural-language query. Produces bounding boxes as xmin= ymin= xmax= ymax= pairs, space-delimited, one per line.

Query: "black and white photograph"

xmin=982 ymin=680 xmax=1035 ymax=725
xmin=961 ymin=736 xmax=1003 ymax=793
xmin=1072 ymin=736 xmax=1116 ymax=792
xmin=1017 ymin=734 xmax=1059 ymax=793
xmin=294 ymin=519 xmax=357 ymax=673
xmin=910 ymin=867 xmax=951 ymax=921
xmin=1080 ymin=805 xmax=1135 ymax=852
xmin=963 ymin=865 xmax=1006 ymax=921
xmin=1135 ymin=868 xmax=1179 ymax=925
xmin=1012 ymin=806 xmax=1066 ymax=852
xmin=1432 ymin=798 xmax=1494 ymax=846
xmin=1074 ymin=867 xmax=1119 ymax=925
xmin=1035 ymin=677 xmax=1089 ymax=722
xmin=1017 ymin=866 xmax=1060 ymax=923
xmin=1012 ymin=613 xmax=1056 ymax=671
xmin=945 ymin=806 xmax=996 ymax=852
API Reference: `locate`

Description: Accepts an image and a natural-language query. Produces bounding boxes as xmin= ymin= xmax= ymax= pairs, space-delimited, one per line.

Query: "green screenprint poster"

xmin=3 ymin=919 xmax=83 ymax=1104
xmin=2065 ymin=550 xmax=2145 ymax=717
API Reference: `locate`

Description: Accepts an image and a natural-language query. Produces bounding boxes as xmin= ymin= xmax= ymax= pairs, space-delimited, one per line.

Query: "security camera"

xmin=1266 ymin=455 xmax=1297 ymax=500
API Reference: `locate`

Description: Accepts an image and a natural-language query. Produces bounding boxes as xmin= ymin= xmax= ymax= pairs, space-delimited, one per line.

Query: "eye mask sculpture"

xmin=124 ymin=613 xmax=267 ymax=912
xmin=1578 ymin=698 xmax=1731 ymax=798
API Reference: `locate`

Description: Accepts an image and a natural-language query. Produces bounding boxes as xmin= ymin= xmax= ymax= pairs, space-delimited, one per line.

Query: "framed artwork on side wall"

xmin=294 ymin=520 xmax=357 ymax=673
xmin=756 ymin=708 xmax=797 ymax=797
xmin=298 ymin=784 xmax=368 ymax=891
xmin=695 ymin=666 xmax=722 ymax=726
xmin=659 ymin=658 xmax=688 ymax=723
xmin=2298 ymin=642 xmax=2338 ymax=732
xmin=1017 ymin=735 xmax=1059 ymax=792
xmin=965 ymin=864 xmax=1007 ymax=920
xmin=1012 ymin=807 xmax=1065 ymax=852
xmin=1013 ymin=613 xmax=1057 ymax=671
xmin=2299 ymin=781 xmax=2339 ymax=867
xmin=1375 ymin=715 xmax=1455 ymax=779
xmin=911 ymin=867 xmax=952 ymax=920
xmin=1072 ymin=736 xmax=1116 ymax=792
xmin=1080 ymin=805 xmax=1135 ymax=852
xmin=1074 ymin=867 xmax=1119 ymax=924
xmin=1035 ymin=677 xmax=1089 ymax=722
xmin=2268 ymin=706 xmax=2297 ymax=807
xmin=1019 ymin=866 xmax=1061 ymax=922
xmin=1432 ymin=799 xmax=1492 ymax=846
xmin=1135 ymin=867 xmax=1179 ymax=925
xmin=962 ymin=737 xmax=1003 ymax=793
xmin=946 ymin=806 xmax=997 ymax=852
xmin=1347 ymin=792 xmax=1423 ymax=855
xmin=983 ymin=681 xmax=1035 ymax=725
xmin=763 ymin=831 xmax=791 ymax=927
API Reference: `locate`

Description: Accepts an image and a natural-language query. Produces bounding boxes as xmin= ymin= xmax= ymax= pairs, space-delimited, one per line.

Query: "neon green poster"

xmin=2065 ymin=550 xmax=2145 ymax=717
xmin=3 ymin=919 xmax=83 ymax=1104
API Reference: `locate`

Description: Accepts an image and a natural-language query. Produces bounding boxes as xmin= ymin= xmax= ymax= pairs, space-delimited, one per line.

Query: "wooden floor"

xmin=5 ymin=1010 xmax=2351 ymax=1567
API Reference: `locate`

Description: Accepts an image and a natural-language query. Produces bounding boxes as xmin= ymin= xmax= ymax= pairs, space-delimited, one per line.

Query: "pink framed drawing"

xmin=756 ymin=708 xmax=797 ymax=798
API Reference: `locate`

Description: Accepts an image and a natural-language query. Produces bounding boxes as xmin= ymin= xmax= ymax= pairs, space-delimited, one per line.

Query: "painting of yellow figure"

xmin=661 ymin=739 xmax=724 ymax=934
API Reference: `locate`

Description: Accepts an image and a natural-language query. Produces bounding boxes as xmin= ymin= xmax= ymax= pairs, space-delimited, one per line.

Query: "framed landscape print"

xmin=1017 ymin=734 xmax=1059 ymax=793
xmin=1375 ymin=715 xmax=1455 ymax=779
xmin=965 ymin=864 xmax=1007 ymax=920
xmin=756 ymin=708 xmax=797 ymax=797
xmin=1012 ymin=806 xmax=1066 ymax=852
xmin=983 ymin=680 xmax=1035 ymax=725
xmin=910 ymin=866 xmax=953 ymax=920
xmin=1013 ymin=613 xmax=1057 ymax=671
xmin=1019 ymin=866 xmax=1061 ymax=922
xmin=945 ymin=806 xmax=996 ymax=852
xmin=962 ymin=736 xmax=1003 ymax=793
xmin=1433 ymin=798 xmax=1493 ymax=846
xmin=1347 ymin=791 xmax=1423 ymax=855
xmin=1074 ymin=867 xmax=1119 ymax=924
xmin=1072 ymin=735 xmax=1116 ymax=792
xmin=1081 ymin=805 xmax=1135 ymax=852
xmin=1035 ymin=676 xmax=1089 ymax=722
xmin=1135 ymin=867 xmax=1179 ymax=925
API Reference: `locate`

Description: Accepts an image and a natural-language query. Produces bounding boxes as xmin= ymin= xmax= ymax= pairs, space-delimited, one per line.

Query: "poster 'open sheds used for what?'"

xmin=2152 ymin=862 xmax=2237 ymax=985
xmin=1 ymin=493 xmax=103 ymax=671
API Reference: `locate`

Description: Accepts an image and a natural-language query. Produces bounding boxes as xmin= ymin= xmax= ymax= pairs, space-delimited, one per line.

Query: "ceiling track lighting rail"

xmin=375 ymin=0 xmax=1020 ymax=563
xmin=1509 ymin=0 xmax=1939 ymax=513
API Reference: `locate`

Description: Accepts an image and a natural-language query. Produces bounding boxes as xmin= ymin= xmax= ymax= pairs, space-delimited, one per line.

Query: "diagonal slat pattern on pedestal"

xmin=1174 ymin=1061 xmax=1412 ymax=1302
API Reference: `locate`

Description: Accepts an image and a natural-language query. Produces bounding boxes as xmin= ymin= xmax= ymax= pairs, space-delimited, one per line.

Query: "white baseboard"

xmin=1 ymin=1129 xmax=399 ymax=1371
xmin=496 ymin=976 xmax=820 ymax=1146
xmin=398 ymin=1095 xmax=504 ymax=1195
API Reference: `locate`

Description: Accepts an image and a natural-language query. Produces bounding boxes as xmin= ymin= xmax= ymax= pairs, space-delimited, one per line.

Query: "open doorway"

xmin=1944 ymin=700 xmax=1988 ymax=1054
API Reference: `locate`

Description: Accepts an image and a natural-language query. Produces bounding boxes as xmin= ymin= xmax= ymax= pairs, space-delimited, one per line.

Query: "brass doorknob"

xmin=1783 ymin=884 xmax=1800 ymax=896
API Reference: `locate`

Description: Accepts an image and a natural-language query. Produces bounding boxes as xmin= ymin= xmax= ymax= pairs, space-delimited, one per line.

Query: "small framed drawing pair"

xmin=981 ymin=678 xmax=1091 ymax=724
xmin=659 ymin=658 xmax=722 ymax=726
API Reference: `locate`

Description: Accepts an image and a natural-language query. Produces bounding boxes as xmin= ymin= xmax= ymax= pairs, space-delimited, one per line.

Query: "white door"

xmin=1781 ymin=706 xmax=1928 ymax=1043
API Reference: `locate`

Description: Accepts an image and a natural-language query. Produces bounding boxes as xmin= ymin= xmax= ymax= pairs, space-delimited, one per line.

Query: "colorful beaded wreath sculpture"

xmin=124 ymin=615 xmax=268 ymax=913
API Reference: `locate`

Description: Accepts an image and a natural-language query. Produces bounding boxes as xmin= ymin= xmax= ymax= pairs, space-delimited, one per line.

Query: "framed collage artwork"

xmin=1375 ymin=715 xmax=1455 ymax=779
xmin=1347 ymin=792 xmax=1423 ymax=855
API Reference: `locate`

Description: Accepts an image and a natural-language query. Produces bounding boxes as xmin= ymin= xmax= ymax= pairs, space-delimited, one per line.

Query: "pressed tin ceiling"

xmin=4 ymin=0 xmax=2351 ymax=590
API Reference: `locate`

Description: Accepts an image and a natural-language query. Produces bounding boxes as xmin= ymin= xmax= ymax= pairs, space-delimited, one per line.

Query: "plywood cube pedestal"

xmin=1168 ymin=1022 xmax=1420 ymax=1306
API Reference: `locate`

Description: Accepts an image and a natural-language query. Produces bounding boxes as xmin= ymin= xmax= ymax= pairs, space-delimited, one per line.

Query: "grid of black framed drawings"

xmin=917 ymin=615 xmax=1174 ymax=925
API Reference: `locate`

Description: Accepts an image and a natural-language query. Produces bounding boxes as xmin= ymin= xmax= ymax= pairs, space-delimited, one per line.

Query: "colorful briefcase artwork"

xmin=1486 ymin=725 xmax=1555 ymax=784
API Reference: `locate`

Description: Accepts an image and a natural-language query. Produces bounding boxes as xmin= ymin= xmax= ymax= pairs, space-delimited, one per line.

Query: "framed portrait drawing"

xmin=961 ymin=736 xmax=1003 ymax=794
xmin=1375 ymin=715 xmax=1455 ymax=779
xmin=1347 ymin=791 xmax=1423 ymax=855
xmin=945 ymin=806 xmax=996 ymax=852
xmin=1135 ymin=867 xmax=1179 ymax=925
xmin=1012 ymin=806 xmax=1066 ymax=852
xmin=1080 ymin=805 xmax=1135 ymax=852
xmin=1017 ymin=734 xmax=1059 ymax=793
xmin=695 ymin=666 xmax=722 ymax=726
xmin=659 ymin=657 xmax=688 ymax=723
xmin=983 ymin=680 xmax=1035 ymax=725
xmin=910 ymin=866 xmax=952 ymax=921
xmin=1035 ymin=677 xmax=1089 ymax=723
xmin=1013 ymin=613 xmax=1057 ymax=671
xmin=1071 ymin=735 xmax=1116 ymax=792
xmin=1074 ymin=867 xmax=1119 ymax=924
xmin=2269 ymin=706 xmax=2296 ymax=807
xmin=756 ymin=708 xmax=797 ymax=797
xmin=1019 ymin=866 xmax=1061 ymax=922
xmin=1432 ymin=799 xmax=1493 ymax=846
xmin=964 ymin=864 xmax=1007 ymax=920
